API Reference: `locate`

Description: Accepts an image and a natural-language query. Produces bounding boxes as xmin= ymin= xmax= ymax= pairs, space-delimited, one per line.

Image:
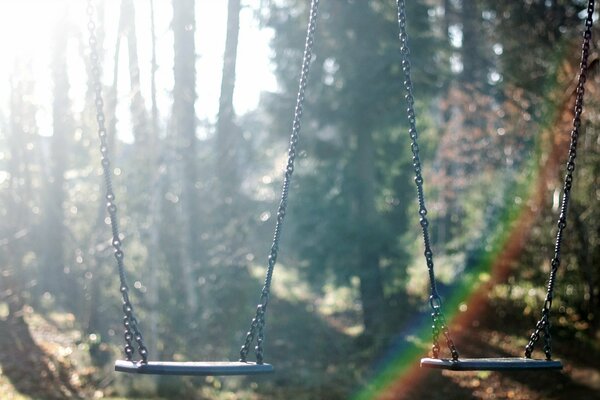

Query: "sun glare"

xmin=0 ymin=1 xmax=73 ymax=132
xmin=0 ymin=0 xmax=276 ymax=142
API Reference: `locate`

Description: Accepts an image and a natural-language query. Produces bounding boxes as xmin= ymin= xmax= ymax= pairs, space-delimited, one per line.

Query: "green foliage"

xmin=261 ymin=1 xmax=446 ymax=334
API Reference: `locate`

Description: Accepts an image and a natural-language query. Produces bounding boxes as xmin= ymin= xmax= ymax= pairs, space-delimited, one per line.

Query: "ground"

xmin=0 ymin=299 xmax=599 ymax=399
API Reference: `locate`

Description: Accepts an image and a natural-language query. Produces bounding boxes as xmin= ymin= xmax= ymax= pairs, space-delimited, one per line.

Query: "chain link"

xmin=525 ymin=0 xmax=594 ymax=360
xmin=396 ymin=0 xmax=459 ymax=361
xmin=87 ymin=0 xmax=148 ymax=363
xmin=240 ymin=0 xmax=320 ymax=364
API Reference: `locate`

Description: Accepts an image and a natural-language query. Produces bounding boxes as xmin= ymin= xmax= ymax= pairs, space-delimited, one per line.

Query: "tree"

xmin=216 ymin=0 xmax=242 ymax=197
xmin=172 ymin=0 xmax=199 ymax=313
xmin=42 ymin=20 xmax=72 ymax=301
xmin=146 ymin=0 xmax=162 ymax=361
xmin=6 ymin=62 xmax=40 ymax=311
xmin=263 ymin=0 xmax=441 ymax=337
xmin=120 ymin=0 xmax=150 ymax=144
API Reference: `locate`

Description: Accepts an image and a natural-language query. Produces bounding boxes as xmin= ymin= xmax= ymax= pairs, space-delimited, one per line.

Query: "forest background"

xmin=0 ymin=0 xmax=599 ymax=399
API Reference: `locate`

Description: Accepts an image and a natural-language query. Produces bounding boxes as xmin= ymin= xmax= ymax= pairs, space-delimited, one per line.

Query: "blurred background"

xmin=0 ymin=0 xmax=598 ymax=399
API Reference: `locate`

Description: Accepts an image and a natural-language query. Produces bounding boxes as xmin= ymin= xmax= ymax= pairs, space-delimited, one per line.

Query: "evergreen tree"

xmin=263 ymin=0 xmax=442 ymax=336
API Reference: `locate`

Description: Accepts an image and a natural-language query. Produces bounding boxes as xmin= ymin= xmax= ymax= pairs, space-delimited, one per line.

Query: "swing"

xmin=397 ymin=0 xmax=594 ymax=371
xmin=85 ymin=0 xmax=320 ymax=376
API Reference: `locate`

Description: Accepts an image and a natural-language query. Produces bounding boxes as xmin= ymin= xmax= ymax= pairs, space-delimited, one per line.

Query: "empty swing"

xmin=86 ymin=0 xmax=320 ymax=376
xmin=397 ymin=0 xmax=594 ymax=371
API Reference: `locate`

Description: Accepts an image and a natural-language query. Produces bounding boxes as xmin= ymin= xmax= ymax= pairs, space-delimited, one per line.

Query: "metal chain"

xmin=87 ymin=0 xmax=149 ymax=363
xmin=525 ymin=0 xmax=594 ymax=360
xmin=396 ymin=0 xmax=459 ymax=361
xmin=240 ymin=0 xmax=320 ymax=364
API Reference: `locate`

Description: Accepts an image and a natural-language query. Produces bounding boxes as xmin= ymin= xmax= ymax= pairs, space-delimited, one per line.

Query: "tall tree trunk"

xmin=573 ymin=205 xmax=597 ymax=331
xmin=116 ymin=0 xmax=163 ymax=356
xmin=107 ymin=2 xmax=124 ymax=155
xmin=460 ymin=0 xmax=484 ymax=86
xmin=86 ymin=2 xmax=118 ymax=340
xmin=438 ymin=0 xmax=488 ymax=241
xmin=4 ymin=74 xmax=32 ymax=323
xmin=433 ymin=0 xmax=454 ymax=249
xmin=44 ymin=21 xmax=71 ymax=300
xmin=216 ymin=0 xmax=242 ymax=197
xmin=146 ymin=0 xmax=162 ymax=357
xmin=442 ymin=0 xmax=452 ymax=40
xmin=8 ymin=65 xmax=39 ymax=309
xmin=355 ymin=128 xmax=387 ymax=337
xmin=173 ymin=0 xmax=199 ymax=312
xmin=122 ymin=0 xmax=149 ymax=144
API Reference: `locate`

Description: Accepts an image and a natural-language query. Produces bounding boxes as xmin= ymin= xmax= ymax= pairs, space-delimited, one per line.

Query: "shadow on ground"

xmin=0 ymin=314 xmax=82 ymax=399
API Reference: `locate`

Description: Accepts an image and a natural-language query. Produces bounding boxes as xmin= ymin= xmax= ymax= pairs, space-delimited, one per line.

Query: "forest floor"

xmin=383 ymin=327 xmax=600 ymax=400
xmin=1 ymin=299 xmax=599 ymax=399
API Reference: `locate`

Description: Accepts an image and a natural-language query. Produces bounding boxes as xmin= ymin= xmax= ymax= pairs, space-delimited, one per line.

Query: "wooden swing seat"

xmin=115 ymin=360 xmax=274 ymax=376
xmin=420 ymin=357 xmax=562 ymax=371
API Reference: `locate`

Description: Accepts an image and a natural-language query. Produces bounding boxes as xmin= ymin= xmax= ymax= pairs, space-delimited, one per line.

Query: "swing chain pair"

xmin=396 ymin=0 xmax=459 ymax=361
xmin=87 ymin=0 xmax=149 ymax=364
xmin=431 ymin=301 xmax=460 ymax=360
xmin=525 ymin=0 xmax=594 ymax=361
xmin=240 ymin=0 xmax=320 ymax=364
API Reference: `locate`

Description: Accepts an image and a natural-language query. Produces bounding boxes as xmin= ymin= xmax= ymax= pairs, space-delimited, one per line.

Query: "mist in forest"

xmin=0 ymin=1 xmax=599 ymax=399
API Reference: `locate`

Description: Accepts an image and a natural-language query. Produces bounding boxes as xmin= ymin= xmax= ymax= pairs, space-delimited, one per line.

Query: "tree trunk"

xmin=355 ymin=128 xmax=387 ymax=336
xmin=86 ymin=1 xmax=119 ymax=340
xmin=107 ymin=1 xmax=124 ymax=155
xmin=122 ymin=0 xmax=149 ymax=145
xmin=216 ymin=0 xmax=242 ymax=197
xmin=4 ymin=78 xmax=30 ymax=322
xmin=573 ymin=204 xmax=597 ymax=330
xmin=146 ymin=0 xmax=162 ymax=357
xmin=44 ymin=21 xmax=71 ymax=300
xmin=173 ymin=0 xmax=199 ymax=312
xmin=460 ymin=0 xmax=484 ymax=85
xmin=442 ymin=0 xmax=452 ymax=39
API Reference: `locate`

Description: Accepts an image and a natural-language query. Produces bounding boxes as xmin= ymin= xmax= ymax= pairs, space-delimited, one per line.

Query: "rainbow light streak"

xmin=351 ymin=44 xmax=575 ymax=399
xmin=351 ymin=183 xmax=528 ymax=400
